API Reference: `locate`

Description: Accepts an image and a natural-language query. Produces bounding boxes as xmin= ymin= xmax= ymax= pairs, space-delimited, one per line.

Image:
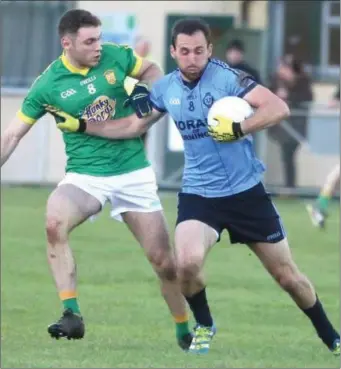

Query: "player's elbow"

xmin=278 ymin=98 xmax=291 ymax=120
xmin=147 ymin=61 xmax=163 ymax=77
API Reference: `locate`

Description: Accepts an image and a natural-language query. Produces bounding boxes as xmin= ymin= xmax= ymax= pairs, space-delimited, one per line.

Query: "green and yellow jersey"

xmin=17 ymin=43 xmax=150 ymax=176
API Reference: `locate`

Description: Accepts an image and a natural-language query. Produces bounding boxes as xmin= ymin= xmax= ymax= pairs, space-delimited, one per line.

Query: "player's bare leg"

xmin=249 ymin=238 xmax=340 ymax=355
xmin=307 ymin=165 xmax=340 ymax=228
xmin=46 ymin=184 xmax=101 ymax=340
xmin=175 ymin=220 xmax=217 ymax=354
xmin=122 ymin=211 xmax=192 ymax=350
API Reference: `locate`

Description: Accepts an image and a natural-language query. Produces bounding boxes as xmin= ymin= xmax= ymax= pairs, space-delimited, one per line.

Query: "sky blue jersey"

xmin=149 ymin=59 xmax=266 ymax=197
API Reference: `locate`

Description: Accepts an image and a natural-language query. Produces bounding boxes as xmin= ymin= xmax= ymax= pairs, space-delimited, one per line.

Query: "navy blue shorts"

xmin=176 ymin=182 xmax=286 ymax=244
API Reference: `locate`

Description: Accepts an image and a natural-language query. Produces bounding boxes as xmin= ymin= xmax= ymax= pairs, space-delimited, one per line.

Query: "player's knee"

xmin=149 ymin=251 xmax=177 ymax=281
xmin=157 ymin=259 xmax=178 ymax=281
xmin=159 ymin=261 xmax=178 ymax=281
xmin=177 ymin=255 xmax=202 ymax=281
xmin=45 ymin=215 xmax=67 ymax=244
xmin=273 ymin=263 xmax=302 ymax=293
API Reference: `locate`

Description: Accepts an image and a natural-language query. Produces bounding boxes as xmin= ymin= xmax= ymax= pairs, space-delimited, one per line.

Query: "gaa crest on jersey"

xmin=81 ymin=95 xmax=116 ymax=123
xmin=203 ymin=92 xmax=214 ymax=108
xmin=104 ymin=70 xmax=116 ymax=85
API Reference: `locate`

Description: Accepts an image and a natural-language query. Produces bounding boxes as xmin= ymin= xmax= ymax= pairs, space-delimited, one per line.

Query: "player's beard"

xmin=181 ymin=67 xmax=205 ymax=82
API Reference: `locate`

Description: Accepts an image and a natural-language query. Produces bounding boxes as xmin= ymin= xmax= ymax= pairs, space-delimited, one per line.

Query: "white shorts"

xmin=58 ymin=166 xmax=163 ymax=221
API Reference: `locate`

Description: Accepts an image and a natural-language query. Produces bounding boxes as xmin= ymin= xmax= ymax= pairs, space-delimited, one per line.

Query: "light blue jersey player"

xmin=55 ymin=18 xmax=340 ymax=357
xmin=150 ymin=57 xmax=265 ymax=198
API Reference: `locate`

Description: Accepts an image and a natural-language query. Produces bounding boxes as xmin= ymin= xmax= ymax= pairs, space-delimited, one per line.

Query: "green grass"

xmin=1 ymin=186 xmax=340 ymax=368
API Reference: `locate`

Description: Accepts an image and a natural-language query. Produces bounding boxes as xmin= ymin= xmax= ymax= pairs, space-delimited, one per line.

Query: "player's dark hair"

xmin=171 ymin=18 xmax=211 ymax=47
xmin=58 ymin=9 xmax=101 ymax=37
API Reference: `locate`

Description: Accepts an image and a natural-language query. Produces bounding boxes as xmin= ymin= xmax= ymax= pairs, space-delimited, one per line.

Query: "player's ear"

xmin=207 ymin=43 xmax=213 ymax=58
xmin=170 ymin=45 xmax=176 ymax=59
xmin=61 ymin=35 xmax=72 ymax=50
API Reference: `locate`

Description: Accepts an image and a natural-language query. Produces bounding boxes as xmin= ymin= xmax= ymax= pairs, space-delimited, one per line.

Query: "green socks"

xmin=316 ymin=195 xmax=330 ymax=213
xmin=176 ymin=321 xmax=191 ymax=339
xmin=62 ymin=297 xmax=81 ymax=315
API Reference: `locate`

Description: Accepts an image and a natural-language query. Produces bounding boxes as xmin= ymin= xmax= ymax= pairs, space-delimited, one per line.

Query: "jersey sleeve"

xmin=125 ymin=47 xmax=143 ymax=78
xmin=17 ymin=76 xmax=47 ymax=125
xmin=225 ymin=68 xmax=257 ymax=98
xmin=149 ymin=80 xmax=167 ymax=113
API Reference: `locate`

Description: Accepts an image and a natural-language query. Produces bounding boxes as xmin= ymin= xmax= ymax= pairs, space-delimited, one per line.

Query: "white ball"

xmin=207 ymin=96 xmax=254 ymax=128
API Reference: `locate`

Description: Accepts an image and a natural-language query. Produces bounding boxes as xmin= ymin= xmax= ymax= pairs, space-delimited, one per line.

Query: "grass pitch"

xmin=1 ymin=186 xmax=340 ymax=368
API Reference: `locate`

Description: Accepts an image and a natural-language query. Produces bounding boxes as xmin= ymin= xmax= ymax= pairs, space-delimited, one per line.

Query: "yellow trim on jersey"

xmin=17 ymin=110 xmax=37 ymax=125
xmin=61 ymin=53 xmax=90 ymax=76
xmin=129 ymin=53 xmax=143 ymax=78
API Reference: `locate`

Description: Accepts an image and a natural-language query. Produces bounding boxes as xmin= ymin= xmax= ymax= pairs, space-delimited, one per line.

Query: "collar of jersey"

xmin=61 ymin=53 xmax=90 ymax=76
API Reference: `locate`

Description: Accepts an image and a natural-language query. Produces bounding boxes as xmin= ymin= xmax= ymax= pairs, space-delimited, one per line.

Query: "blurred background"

xmin=1 ymin=0 xmax=340 ymax=197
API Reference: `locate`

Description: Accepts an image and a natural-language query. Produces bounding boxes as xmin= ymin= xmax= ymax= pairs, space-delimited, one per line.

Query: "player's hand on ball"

xmin=44 ymin=105 xmax=86 ymax=133
xmin=207 ymin=96 xmax=253 ymax=142
xmin=208 ymin=115 xmax=244 ymax=142
xmin=123 ymin=82 xmax=152 ymax=118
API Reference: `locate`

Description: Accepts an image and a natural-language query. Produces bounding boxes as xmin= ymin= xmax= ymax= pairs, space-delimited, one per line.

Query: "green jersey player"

xmin=1 ymin=9 xmax=192 ymax=350
xmin=18 ymin=43 xmax=149 ymax=177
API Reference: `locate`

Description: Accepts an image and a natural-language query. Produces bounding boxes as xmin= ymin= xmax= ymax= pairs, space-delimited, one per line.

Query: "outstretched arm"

xmin=1 ymin=116 xmax=33 ymax=167
xmin=85 ymin=109 xmax=165 ymax=139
